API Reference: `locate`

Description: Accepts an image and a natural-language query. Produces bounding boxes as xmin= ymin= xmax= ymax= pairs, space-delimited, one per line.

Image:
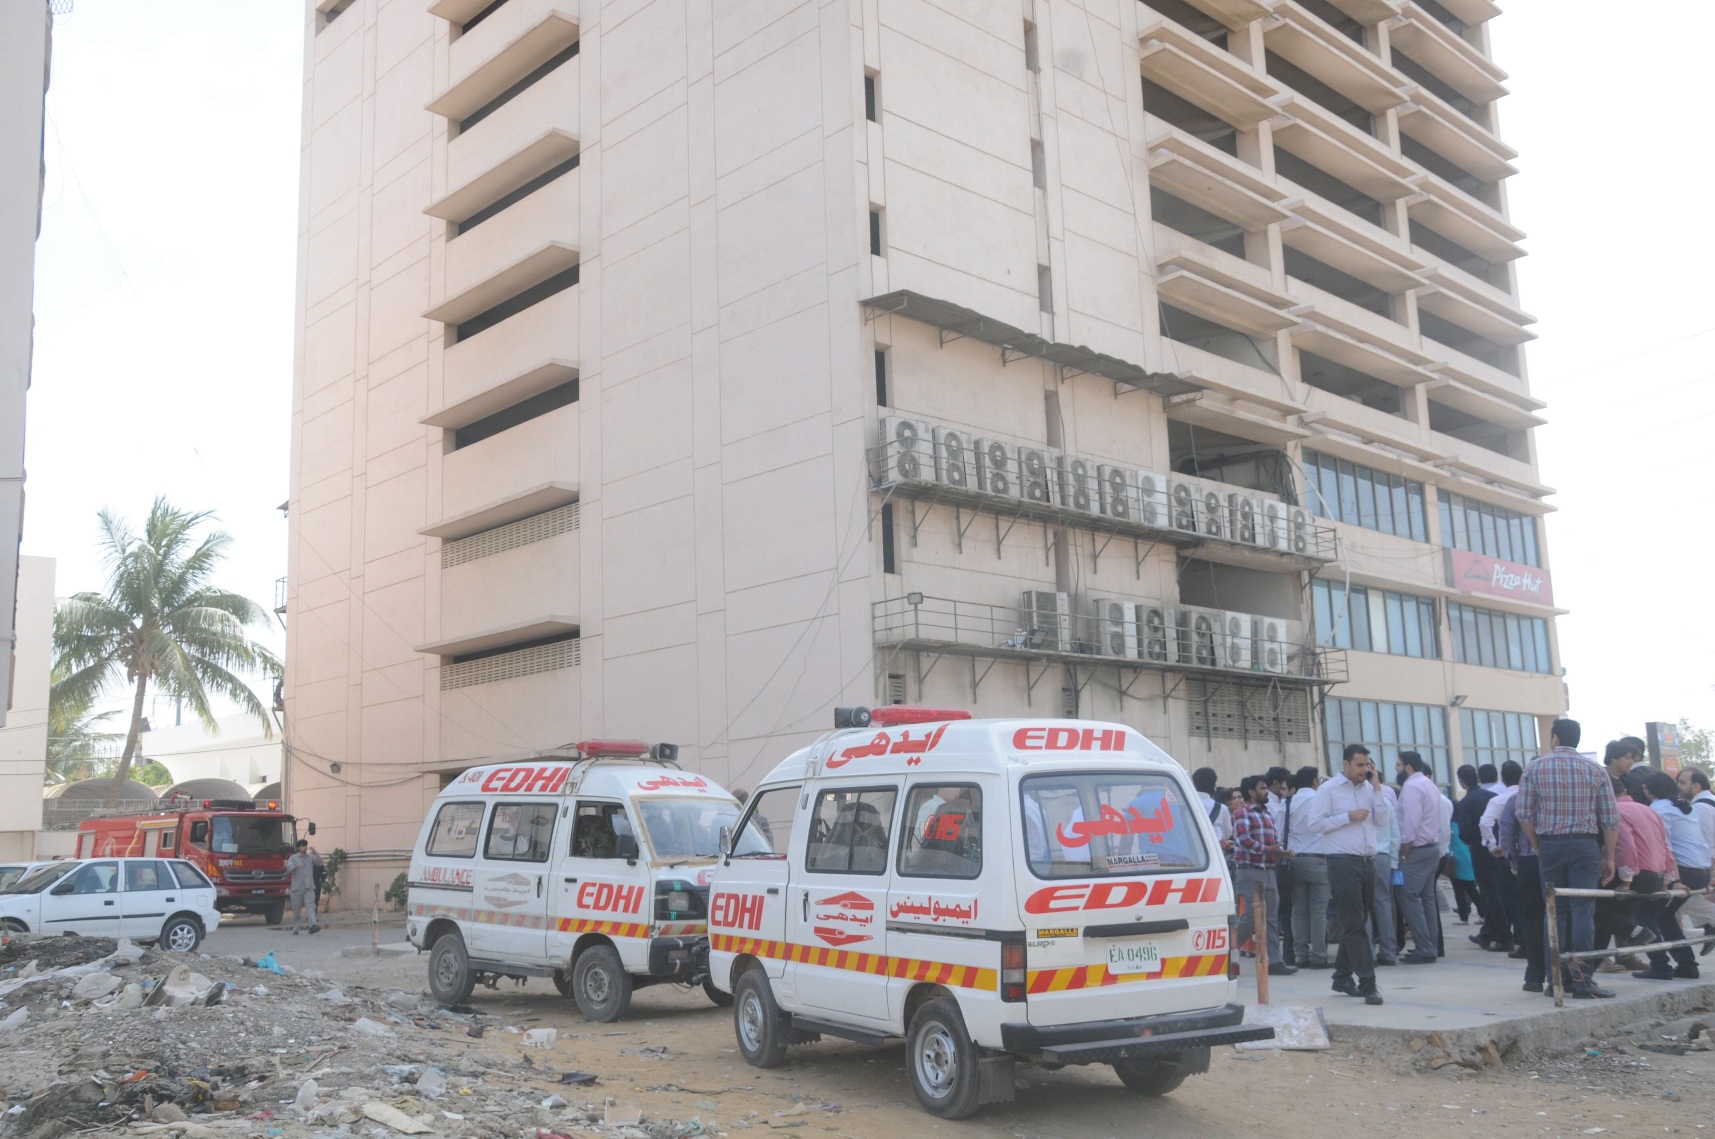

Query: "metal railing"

xmin=42 ymin=799 xmax=166 ymax=831
xmin=1544 ymin=884 xmax=1715 ymax=1007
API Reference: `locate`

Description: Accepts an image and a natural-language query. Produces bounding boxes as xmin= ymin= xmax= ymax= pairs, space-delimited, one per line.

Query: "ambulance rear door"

xmin=1016 ymin=767 xmax=1233 ymax=1027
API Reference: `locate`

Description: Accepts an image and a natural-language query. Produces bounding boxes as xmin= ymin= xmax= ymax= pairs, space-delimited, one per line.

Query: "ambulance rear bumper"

xmin=999 ymin=1002 xmax=1273 ymax=1065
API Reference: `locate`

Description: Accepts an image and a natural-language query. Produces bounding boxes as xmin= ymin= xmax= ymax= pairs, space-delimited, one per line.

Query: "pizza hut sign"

xmin=1448 ymin=549 xmax=1553 ymax=606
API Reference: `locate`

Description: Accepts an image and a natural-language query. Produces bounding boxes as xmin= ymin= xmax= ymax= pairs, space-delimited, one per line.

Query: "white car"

xmin=0 ymin=857 xmax=222 ymax=952
xmin=0 ymin=861 xmax=59 ymax=891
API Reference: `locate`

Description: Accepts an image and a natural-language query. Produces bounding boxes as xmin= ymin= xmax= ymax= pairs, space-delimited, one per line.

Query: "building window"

xmin=1325 ymin=697 xmax=1450 ymax=786
xmin=1447 ymin=603 xmax=1552 ymax=674
xmin=864 ymin=73 xmax=878 ymax=122
xmin=880 ymin=503 xmax=897 ymax=574
xmin=869 ymin=209 xmax=884 ymax=256
xmin=1302 ymin=449 xmax=1426 ymax=541
xmin=1037 ymin=264 xmax=1054 ymax=313
xmin=452 ymin=379 xmax=579 ymax=450
xmin=1459 ymin=708 xmax=1539 ymax=774
xmin=1439 ymin=491 xmax=1540 ymax=567
xmin=1311 ymin=579 xmax=1438 ymax=658
xmin=874 ymin=348 xmax=889 ymax=406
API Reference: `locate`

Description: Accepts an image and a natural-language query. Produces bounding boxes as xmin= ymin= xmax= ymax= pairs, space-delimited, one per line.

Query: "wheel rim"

xmin=583 ymin=963 xmax=611 ymax=1005
xmin=915 ymin=1020 xmax=959 ymax=1099
xmin=737 ymin=990 xmax=766 ymax=1052
xmin=166 ymin=923 xmax=197 ymax=952
xmin=434 ymin=949 xmax=463 ymax=991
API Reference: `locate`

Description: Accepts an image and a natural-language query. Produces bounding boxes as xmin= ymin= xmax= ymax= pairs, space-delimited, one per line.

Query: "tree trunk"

xmin=104 ymin=676 xmax=150 ymax=809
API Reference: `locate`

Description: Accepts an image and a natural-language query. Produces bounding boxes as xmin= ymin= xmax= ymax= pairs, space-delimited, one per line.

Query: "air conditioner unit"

xmin=1167 ymin=477 xmax=1202 ymax=535
xmin=1138 ymin=603 xmax=1179 ymax=664
xmin=1017 ymin=447 xmax=1054 ymax=505
xmin=1137 ymin=471 xmax=1169 ymax=530
xmin=1197 ymin=482 xmax=1229 ymax=541
xmin=1288 ymin=505 xmax=1315 ymax=556
xmin=1177 ymin=606 xmax=1220 ymax=669
xmin=1093 ymin=598 xmax=1138 ymax=659
xmin=1022 ymin=590 xmax=1072 ymax=653
xmin=932 ymin=426 xmax=974 ymax=489
xmin=878 ymin=416 xmax=931 ymax=484
xmin=1253 ymin=614 xmax=1292 ymax=675
xmin=1256 ymin=497 xmax=1287 ymax=551
xmin=1056 ymin=454 xmax=1097 ymax=514
xmin=974 ymin=438 xmax=1017 ymax=498
xmin=1219 ymin=610 xmax=1254 ymax=672
xmin=1098 ymin=465 xmax=1135 ymax=522
xmin=1227 ymin=491 xmax=1261 ymax=546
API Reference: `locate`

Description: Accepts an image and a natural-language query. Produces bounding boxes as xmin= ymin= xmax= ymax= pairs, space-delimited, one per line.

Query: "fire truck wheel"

xmin=572 ymin=944 xmax=633 ymax=1022
xmin=263 ymin=901 xmax=287 ymax=927
xmin=702 ymin=976 xmax=734 ymax=1007
xmin=160 ymin=915 xmax=203 ymax=954
xmin=906 ymin=997 xmax=982 ymax=1120
xmin=552 ymin=970 xmax=573 ymax=997
xmin=1111 ymin=1057 xmax=1189 ymax=1096
xmin=732 ymin=969 xmax=788 ymax=1068
xmin=429 ymin=931 xmax=476 ymax=1006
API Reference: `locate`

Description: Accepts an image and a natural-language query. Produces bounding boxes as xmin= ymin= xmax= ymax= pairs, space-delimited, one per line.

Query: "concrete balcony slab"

xmin=429 ymin=0 xmax=580 ymax=123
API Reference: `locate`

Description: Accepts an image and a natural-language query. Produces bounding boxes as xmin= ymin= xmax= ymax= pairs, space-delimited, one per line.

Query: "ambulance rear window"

xmin=1022 ymin=773 xmax=1208 ymax=879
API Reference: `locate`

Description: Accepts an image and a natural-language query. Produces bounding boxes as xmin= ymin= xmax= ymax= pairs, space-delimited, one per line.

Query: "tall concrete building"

xmin=0 ymin=0 xmax=53 ymax=729
xmin=285 ymin=0 xmax=1560 ymax=897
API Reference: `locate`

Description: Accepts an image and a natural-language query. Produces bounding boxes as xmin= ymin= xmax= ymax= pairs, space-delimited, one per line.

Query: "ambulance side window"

xmin=806 ymin=787 xmax=897 ymax=875
xmin=571 ymin=802 xmax=633 ymax=860
xmin=426 ymin=802 xmax=485 ymax=858
xmin=730 ymin=786 xmax=799 ymax=858
xmin=898 ymin=784 xmax=982 ymax=879
xmin=484 ymin=803 xmax=557 ymax=863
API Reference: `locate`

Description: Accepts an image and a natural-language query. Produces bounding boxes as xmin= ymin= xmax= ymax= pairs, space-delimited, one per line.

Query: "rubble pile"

xmin=0 ymin=937 xmax=719 ymax=1139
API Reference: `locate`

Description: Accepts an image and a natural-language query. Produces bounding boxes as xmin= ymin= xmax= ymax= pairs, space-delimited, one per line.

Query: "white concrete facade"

xmin=285 ymin=0 xmax=1561 ymax=899
xmin=141 ymin=713 xmax=283 ymax=789
xmin=0 ymin=556 xmax=53 ymax=859
xmin=0 ymin=1 xmax=52 ymax=730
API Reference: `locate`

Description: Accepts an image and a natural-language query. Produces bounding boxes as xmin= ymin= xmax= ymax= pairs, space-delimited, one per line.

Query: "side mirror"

xmin=615 ymin=834 xmax=640 ymax=863
xmin=307 ymin=822 xmax=317 ymax=836
xmin=51 ymin=880 xmax=75 ymax=896
xmin=718 ymin=826 xmax=733 ymax=858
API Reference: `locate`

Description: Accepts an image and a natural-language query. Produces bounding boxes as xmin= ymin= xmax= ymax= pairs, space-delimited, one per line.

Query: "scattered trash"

xmin=559 ymin=1070 xmax=599 ymax=1086
xmin=359 ymin=1100 xmax=434 ymax=1134
xmin=293 ymin=1079 xmax=320 ymax=1115
xmin=541 ymin=1094 xmax=568 ymax=1109
xmin=1585 ymin=1048 xmax=1605 ymax=1058
xmin=0 ymin=1006 xmax=27 ymax=1034
xmin=353 ymin=1016 xmax=394 ymax=1037
xmin=605 ymin=1103 xmax=644 ymax=1125
xmin=522 ymin=1026 xmax=557 ymax=1048
xmin=466 ymin=1024 xmax=486 ymax=1039
xmin=253 ymin=951 xmax=284 ymax=975
xmin=315 ymin=986 xmax=352 ymax=1004
xmin=71 ymin=971 xmax=122 ymax=1000
xmin=415 ymin=1066 xmax=447 ymax=1099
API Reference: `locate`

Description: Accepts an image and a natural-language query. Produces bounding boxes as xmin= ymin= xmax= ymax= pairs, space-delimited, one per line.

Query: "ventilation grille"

xmin=443 ymin=503 xmax=579 ymax=568
xmin=441 ymin=637 xmax=580 ymax=690
xmin=1185 ymin=678 xmax=1311 ymax=743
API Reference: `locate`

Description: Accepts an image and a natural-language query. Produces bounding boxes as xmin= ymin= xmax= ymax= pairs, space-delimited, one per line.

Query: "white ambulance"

xmin=405 ymin=741 xmax=743 ymax=1021
xmin=708 ymin=707 xmax=1273 ymax=1119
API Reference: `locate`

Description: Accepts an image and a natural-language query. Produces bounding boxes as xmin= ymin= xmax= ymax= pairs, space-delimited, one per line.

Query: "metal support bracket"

xmin=1024 ymin=659 xmax=1051 ymax=707
xmin=1000 ymin=346 xmax=1029 ymax=367
xmin=953 ymin=506 xmax=981 ymax=555
xmin=1091 ymin=530 xmax=1118 ymax=573
xmin=917 ymin=652 xmax=945 ymax=701
xmin=907 ymin=498 xmax=924 ymax=547
xmin=1135 ymin=539 xmax=1160 ymax=578
xmin=970 ymin=656 xmax=998 ymax=701
xmin=938 ymin=328 xmax=968 ymax=348
xmin=1115 ymin=667 xmax=1146 ymax=704
xmin=995 ymin=509 xmax=1023 ymax=560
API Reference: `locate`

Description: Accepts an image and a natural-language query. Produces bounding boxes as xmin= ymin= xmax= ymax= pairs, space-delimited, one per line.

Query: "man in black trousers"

xmin=1454 ymin=765 xmax=1505 ymax=950
xmin=1266 ymin=766 xmax=1295 ymax=966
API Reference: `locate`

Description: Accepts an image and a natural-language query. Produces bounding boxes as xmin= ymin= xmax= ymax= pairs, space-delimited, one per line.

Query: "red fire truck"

xmin=75 ymin=797 xmax=316 ymax=925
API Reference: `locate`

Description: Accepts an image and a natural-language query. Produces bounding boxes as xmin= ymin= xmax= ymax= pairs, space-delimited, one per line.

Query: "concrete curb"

xmin=1327 ymin=981 xmax=1715 ymax=1070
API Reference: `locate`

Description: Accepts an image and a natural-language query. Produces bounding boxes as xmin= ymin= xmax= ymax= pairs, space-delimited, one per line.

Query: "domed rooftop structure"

xmin=159 ymin=778 xmax=256 ymax=806
xmin=42 ymin=778 xmax=159 ymax=829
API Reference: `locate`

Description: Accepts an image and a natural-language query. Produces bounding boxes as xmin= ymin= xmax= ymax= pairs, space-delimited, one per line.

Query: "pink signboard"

xmin=1448 ymin=549 xmax=1553 ymax=607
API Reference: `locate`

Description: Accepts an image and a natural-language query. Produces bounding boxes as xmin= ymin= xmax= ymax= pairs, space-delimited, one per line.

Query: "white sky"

xmin=20 ymin=1 xmax=1715 ymax=745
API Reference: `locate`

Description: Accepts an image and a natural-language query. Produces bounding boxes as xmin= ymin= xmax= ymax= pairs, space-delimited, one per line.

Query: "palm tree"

xmin=44 ymin=667 xmax=123 ymax=784
xmin=52 ymin=498 xmax=281 ymax=807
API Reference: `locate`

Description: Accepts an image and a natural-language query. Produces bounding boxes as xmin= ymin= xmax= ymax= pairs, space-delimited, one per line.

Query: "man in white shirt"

xmin=1265 ymin=766 xmax=1296 ymax=965
xmin=1482 ymin=760 xmax=1526 ymax=958
xmin=1286 ymin=766 xmax=1330 ymax=969
xmin=1676 ymin=767 xmax=1715 ymax=943
xmin=1309 ymin=744 xmax=1383 ymax=1004
xmin=1192 ymin=767 xmax=1232 ymax=847
xmin=1368 ymin=771 xmax=1400 ymax=965
xmin=1479 ymin=763 xmax=1505 ymax=797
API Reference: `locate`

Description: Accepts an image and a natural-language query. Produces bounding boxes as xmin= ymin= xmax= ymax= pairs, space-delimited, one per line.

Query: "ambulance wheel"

xmin=552 ymin=970 xmax=573 ymax=997
xmin=1112 ymin=1057 xmax=1189 ymax=1096
xmin=703 ymin=976 xmax=734 ymax=1007
xmin=572 ymin=944 xmax=632 ymax=1022
xmin=428 ymin=931 xmax=476 ymax=1006
xmin=262 ymin=901 xmax=286 ymax=927
xmin=906 ymin=997 xmax=982 ymax=1120
xmin=733 ymin=970 xmax=789 ymax=1068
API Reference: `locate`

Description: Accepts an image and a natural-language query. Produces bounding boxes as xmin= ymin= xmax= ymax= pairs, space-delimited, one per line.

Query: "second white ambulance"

xmin=708 ymin=707 xmax=1272 ymax=1119
xmin=405 ymin=741 xmax=743 ymax=1021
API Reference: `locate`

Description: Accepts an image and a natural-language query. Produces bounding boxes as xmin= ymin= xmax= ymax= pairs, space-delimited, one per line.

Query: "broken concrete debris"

xmin=0 ymin=935 xmax=718 ymax=1139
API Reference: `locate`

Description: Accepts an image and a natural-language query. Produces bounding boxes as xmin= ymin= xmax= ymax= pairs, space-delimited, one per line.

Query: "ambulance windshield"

xmin=1021 ymin=773 xmax=1208 ymax=878
xmin=636 ymin=799 xmax=741 ymax=861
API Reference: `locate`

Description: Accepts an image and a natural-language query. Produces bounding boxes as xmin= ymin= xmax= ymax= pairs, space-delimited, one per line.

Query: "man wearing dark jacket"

xmin=1455 ymin=765 xmax=1504 ymax=950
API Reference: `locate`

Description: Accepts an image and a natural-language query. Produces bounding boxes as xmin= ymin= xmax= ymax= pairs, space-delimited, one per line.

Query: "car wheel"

xmin=3 ymin=918 xmax=27 ymax=935
xmin=1112 ymin=1056 xmax=1190 ymax=1096
xmin=428 ymin=931 xmax=476 ymax=1006
xmin=571 ymin=944 xmax=633 ymax=1022
xmin=906 ymin=996 xmax=982 ymax=1120
xmin=703 ymin=975 xmax=734 ymax=1007
xmin=732 ymin=969 xmax=789 ymax=1068
xmin=160 ymin=915 xmax=203 ymax=954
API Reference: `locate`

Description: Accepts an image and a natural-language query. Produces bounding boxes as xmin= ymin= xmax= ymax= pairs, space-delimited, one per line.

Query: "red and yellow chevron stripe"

xmin=1025 ymin=952 xmax=1228 ymax=993
xmin=556 ymin=916 xmax=651 ymax=939
xmin=711 ymin=932 xmax=998 ymax=991
xmin=412 ymin=903 xmax=548 ymax=930
xmin=654 ymin=921 xmax=708 ymax=938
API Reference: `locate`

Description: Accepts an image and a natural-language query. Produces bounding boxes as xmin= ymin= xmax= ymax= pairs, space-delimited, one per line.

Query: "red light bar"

xmin=576 ymin=739 xmax=652 ymax=757
xmin=868 ymin=706 xmax=972 ymax=727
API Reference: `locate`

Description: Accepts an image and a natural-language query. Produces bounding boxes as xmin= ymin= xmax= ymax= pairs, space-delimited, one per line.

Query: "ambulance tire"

xmin=906 ymin=997 xmax=982 ymax=1120
xmin=702 ymin=976 xmax=734 ymax=1007
xmin=733 ymin=970 xmax=789 ymax=1069
xmin=1111 ymin=1057 xmax=1190 ymax=1096
xmin=429 ymin=931 xmax=476 ymax=1006
xmin=572 ymin=944 xmax=633 ymax=1022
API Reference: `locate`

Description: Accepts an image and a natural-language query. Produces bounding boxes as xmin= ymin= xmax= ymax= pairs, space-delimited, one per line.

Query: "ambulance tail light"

xmin=1000 ymin=941 xmax=1027 ymax=1002
xmin=867 ymin=706 xmax=973 ymax=727
xmin=1228 ymin=913 xmax=1240 ymax=980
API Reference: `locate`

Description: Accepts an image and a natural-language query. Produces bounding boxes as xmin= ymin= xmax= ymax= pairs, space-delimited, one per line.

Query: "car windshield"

xmin=636 ymin=798 xmax=740 ymax=861
xmin=4 ymin=863 xmax=75 ymax=894
xmin=210 ymin=816 xmax=296 ymax=855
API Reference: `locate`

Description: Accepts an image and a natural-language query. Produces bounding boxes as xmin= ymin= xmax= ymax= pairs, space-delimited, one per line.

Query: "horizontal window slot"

xmin=452 ymin=263 xmax=579 ymax=343
xmin=452 ymin=377 xmax=579 ymax=450
xmin=456 ymin=153 xmax=579 ymax=235
xmin=455 ymin=39 xmax=580 ymax=135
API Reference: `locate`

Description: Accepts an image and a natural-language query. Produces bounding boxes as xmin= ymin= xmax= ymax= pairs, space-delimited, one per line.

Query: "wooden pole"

xmin=1252 ymin=878 xmax=1270 ymax=1005
xmin=1545 ymin=887 xmax=1563 ymax=1008
xmin=372 ymin=883 xmax=381 ymax=956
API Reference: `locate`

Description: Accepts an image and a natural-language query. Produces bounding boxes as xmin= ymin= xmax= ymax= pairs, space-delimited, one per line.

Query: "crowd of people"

xmin=1191 ymin=717 xmax=1715 ymax=1006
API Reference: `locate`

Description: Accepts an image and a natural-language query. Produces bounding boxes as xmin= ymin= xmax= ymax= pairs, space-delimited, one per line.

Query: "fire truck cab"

xmin=76 ymin=797 xmax=311 ymax=926
xmin=709 ymin=707 xmax=1274 ymax=1119
xmin=406 ymin=741 xmax=744 ymax=1022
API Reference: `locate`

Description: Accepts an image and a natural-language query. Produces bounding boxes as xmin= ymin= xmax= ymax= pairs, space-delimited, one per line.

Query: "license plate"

xmin=252 ymin=889 xmax=267 ymax=895
xmin=1106 ymin=940 xmax=1162 ymax=974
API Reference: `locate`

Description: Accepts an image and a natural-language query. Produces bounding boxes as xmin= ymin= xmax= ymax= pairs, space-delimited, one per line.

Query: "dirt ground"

xmin=3 ymin=917 xmax=1711 ymax=1139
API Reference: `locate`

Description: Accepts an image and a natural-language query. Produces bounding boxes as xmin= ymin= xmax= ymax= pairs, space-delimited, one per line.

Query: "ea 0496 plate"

xmin=1105 ymin=939 xmax=1163 ymax=974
